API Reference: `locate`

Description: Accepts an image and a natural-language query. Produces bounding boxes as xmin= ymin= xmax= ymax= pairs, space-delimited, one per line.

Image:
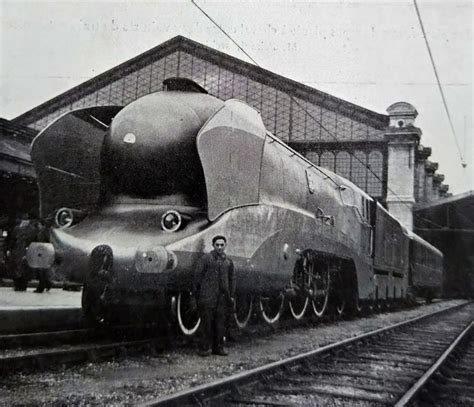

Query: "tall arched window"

xmin=305 ymin=151 xmax=319 ymax=166
xmin=350 ymin=150 xmax=367 ymax=190
xmin=335 ymin=151 xmax=351 ymax=179
xmin=367 ymin=150 xmax=383 ymax=197
xmin=320 ymin=152 xmax=336 ymax=172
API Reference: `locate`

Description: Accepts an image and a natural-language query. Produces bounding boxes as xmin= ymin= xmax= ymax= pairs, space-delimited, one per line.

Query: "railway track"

xmin=0 ymin=323 xmax=168 ymax=373
xmin=147 ymin=301 xmax=473 ymax=406
xmin=407 ymin=320 xmax=474 ymax=406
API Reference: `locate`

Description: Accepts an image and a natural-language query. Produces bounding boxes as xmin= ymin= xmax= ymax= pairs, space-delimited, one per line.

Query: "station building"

xmin=2 ymin=36 xmax=451 ymax=228
xmin=1 ymin=36 xmax=470 ymax=292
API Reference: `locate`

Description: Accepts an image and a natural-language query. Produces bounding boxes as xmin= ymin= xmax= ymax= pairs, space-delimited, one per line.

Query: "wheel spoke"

xmin=289 ymin=255 xmax=312 ymax=320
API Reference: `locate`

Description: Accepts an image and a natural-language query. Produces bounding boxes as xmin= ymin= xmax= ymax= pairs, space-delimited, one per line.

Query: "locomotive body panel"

xmin=31 ymin=106 xmax=123 ymax=218
xmin=25 ymin=81 xmax=443 ymax=317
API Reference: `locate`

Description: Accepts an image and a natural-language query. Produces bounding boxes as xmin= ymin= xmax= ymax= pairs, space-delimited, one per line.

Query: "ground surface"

xmin=0 ymin=300 xmax=469 ymax=406
xmin=0 ymin=287 xmax=81 ymax=309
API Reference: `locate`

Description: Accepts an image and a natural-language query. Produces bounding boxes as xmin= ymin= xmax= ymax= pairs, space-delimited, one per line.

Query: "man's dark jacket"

xmin=193 ymin=250 xmax=235 ymax=306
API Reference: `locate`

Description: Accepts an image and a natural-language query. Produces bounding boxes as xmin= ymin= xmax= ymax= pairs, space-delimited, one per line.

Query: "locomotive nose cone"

xmin=134 ymin=247 xmax=177 ymax=274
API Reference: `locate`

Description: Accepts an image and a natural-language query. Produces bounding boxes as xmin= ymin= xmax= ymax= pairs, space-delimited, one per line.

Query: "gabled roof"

xmin=12 ymin=36 xmax=388 ymax=129
xmin=415 ymin=190 xmax=474 ymax=231
xmin=0 ymin=118 xmax=36 ymax=177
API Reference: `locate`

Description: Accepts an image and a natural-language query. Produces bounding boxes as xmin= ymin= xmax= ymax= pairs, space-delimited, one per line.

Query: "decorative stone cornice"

xmin=385 ymin=126 xmax=421 ymax=144
xmin=439 ymin=184 xmax=449 ymax=194
xmin=425 ymin=161 xmax=438 ymax=174
xmin=433 ymin=174 xmax=445 ymax=184
xmin=416 ymin=145 xmax=431 ymax=162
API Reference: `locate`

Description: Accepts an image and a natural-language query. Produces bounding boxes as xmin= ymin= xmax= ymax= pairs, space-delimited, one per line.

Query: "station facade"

xmin=2 ymin=36 xmax=450 ymax=230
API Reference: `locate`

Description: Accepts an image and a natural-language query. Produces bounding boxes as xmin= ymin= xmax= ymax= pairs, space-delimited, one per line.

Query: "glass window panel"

xmin=164 ymin=52 xmax=179 ymax=78
xmin=290 ymin=98 xmax=307 ymax=142
xmin=320 ymin=151 xmax=335 ymax=172
xmin=204 ymin=62 xmax=219 ymax=96
xmin=178 ymin=51 xmax=194 ymax=78
xmin=150 ymin=59 xmax=166 ymax=92
xmin=336 ymin=151 xmax=351 ymax=179
xmin=305 ymin=103 xmax=321 ymax=142
xmin=350 ymin=150 xmax=367 ymax=190
xmin=367 ymin=150 xmax=383 ymax=197
xmin=261 ymin=85 xmax=277 ymax=134
xmin=246 ymin=79 xmax=262 ymax=112
xmin=275 ymin=91 xmax=291 ymax=141
xmin=231 ymin=72 xmax=248 ymax=101
xmin=305 ymin=151 xmax=319 ymax=165
xmin=218 ymin=68 xmax=234 ymax=101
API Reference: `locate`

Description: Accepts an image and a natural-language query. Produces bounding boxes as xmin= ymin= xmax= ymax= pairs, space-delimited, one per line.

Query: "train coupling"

xmin=134 ymin=246 xmax=178 ymax=273
xmin=25 ymin=242 xmax=55 ymax=269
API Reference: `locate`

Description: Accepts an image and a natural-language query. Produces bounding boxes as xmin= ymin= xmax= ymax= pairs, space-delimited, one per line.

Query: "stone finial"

xmin=433 ymin=174 xmax=445 ymax=184
xmin=416 ymin=145 xmax=431 ymax=161
xmin=439 ymin=184 xmax=449 ymax=196
xmin=387 ymin=102 xmax=418 ymax=128
xmin=425 ymin=161 xmax=438 ymax=174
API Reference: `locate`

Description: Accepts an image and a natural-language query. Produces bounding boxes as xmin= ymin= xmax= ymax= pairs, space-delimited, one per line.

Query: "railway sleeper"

xmin=272 ymin=374 xmax=406 ymax=394
xmin=258 ymin=382 xmax=396 ymax=404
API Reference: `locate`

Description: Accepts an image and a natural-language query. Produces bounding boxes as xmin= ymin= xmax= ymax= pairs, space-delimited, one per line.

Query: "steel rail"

xmin=395 ymin=320 xmax=473 ymax=406
xmin=0 ymin=322 xmax=162 ymax=349
xmin=146 ymin=301 xmax=470 ymax=406
xmin=0 ymin=328 xmax=96 ymax=348
xmin=0 ymin=337 xmax=164 ymax=373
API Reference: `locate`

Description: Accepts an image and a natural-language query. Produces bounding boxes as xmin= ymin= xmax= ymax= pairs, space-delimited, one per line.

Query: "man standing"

xmin=193 ymin=235 xmax=235 ymax=356
xmin=34 ymin=221 xmax=52 ymax=293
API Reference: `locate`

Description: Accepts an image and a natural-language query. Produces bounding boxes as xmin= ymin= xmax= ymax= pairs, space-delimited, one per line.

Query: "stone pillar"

xmin=432 ymin=174 xmax=444 ymax=201
xmin=415 ymin=145 xmax=431 ymax=203
xmin=424 ymin=161 xmax=438 ymax=202
xmin=385 ymin=102 xmax=421 ymax=231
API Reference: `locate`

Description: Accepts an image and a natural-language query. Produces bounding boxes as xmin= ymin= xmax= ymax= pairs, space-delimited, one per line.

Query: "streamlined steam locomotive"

xmin=26 ymin=78 xmax=443 ymax=332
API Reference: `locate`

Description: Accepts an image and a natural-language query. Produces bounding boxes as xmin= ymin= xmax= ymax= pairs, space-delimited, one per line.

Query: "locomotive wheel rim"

xmin=311 ymin=265 xmax=330 ymax=318
xmin=289 ymin=297 xmax=309 ymax=320
xmin=259 ymin=294 xmax=284 ymax=324
xmin=177 ymin=292 xmax=200 ymax=336
xmin=234 ymin=295 xmax=253 ymax=329
xmin=289 ymin=255 xmax=312 ymax=320
xmin=335 ymin=299 xmax=346 ymax=316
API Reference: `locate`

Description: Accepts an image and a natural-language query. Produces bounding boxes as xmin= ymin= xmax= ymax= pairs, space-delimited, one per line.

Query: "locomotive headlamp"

xmin=55 ymin=208 xmax=74 ymax=228
xmin=161 ymin=210 xmax=182 ymax=232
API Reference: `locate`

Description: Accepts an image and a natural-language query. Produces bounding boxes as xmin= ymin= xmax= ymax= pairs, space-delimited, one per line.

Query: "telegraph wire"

xmin=412 ymin=0 xmax=466 ymax=168
xmin=190 ymin=0 xmax=446 ymax=229
xmin=190 ymin=0 xmax=258 ymax=66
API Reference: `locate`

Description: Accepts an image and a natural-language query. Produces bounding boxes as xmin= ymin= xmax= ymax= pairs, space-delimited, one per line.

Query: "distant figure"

xmin=34 ymin=221 xmax=52 ymax=293
xmin=5 ymin=216 xmax=37 ymax=291
xmin=193 ymin=235 xmax=235 ymax=356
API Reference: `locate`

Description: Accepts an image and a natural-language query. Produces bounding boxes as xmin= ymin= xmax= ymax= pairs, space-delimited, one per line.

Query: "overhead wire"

xmin=190 ymin=0 xmax=446 ymax=230
xmin=412 ymin=0 xmax=466 ymax=168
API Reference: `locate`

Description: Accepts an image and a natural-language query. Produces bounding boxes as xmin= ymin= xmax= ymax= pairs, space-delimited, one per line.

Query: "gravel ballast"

xmin=0 ymin=300 xmax=468 ymax=405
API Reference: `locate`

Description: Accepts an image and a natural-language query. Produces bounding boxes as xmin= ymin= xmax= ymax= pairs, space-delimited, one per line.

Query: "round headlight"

xmin=161 ymin=210 xmax=182 ymax=233
xmin=55 ymin=208 xmax=74 ymax=228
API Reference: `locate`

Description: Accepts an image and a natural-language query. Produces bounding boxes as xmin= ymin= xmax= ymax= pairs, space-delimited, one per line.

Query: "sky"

xmin=1 ymin=0 xmax=472 ymax=194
